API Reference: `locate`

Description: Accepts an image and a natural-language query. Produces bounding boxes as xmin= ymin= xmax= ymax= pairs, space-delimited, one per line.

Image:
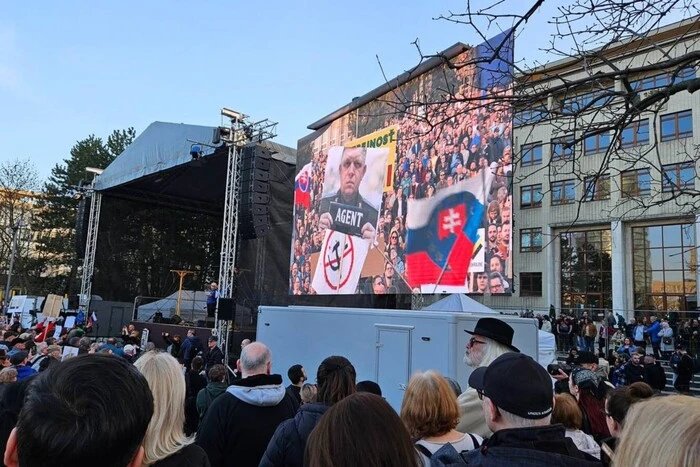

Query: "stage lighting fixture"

xmin=190 ymin=144 xmax=203 ymax=160
xmin=221 ymin=107 xmax=245 ymax=123
xmin=213 ymin=126 xmax=232 ymax=144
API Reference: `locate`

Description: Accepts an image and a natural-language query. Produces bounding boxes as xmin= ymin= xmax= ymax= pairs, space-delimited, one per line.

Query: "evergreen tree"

xmin=34 ymin=128 xmax=135 ymax=295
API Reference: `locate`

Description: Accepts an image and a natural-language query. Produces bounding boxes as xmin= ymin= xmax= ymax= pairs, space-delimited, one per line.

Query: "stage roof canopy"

xmin=95 ymin=121 xmax=296 ymax=214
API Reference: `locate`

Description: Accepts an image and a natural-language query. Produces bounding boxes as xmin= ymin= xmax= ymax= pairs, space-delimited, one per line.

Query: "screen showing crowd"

xmin=290 ymin=31 xmax=513 ymax=296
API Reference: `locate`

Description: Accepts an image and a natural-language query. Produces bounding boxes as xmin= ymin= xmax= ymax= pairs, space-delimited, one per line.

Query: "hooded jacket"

xmin=433 ymin=425 xmax=601 ymax=466
xmin=195 ymin=374 xmax=296 ymax=467
xmin=259 ymin=403 xmax=329 ymax=467
xmin=196 ymin=381 xmax=228 ymax=420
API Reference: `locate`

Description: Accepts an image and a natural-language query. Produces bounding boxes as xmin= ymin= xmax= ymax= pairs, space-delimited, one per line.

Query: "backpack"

xmin=415 ymin=435 xmax=481 ymax=466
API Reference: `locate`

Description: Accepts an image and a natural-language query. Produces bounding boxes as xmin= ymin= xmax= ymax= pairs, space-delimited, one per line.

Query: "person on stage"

xmin=206 ymin=282 xmax=219 ymax=318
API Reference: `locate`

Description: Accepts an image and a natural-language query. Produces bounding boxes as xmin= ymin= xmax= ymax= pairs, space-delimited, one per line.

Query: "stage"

xmin=129 ymin=320 xmax=254 ymax=354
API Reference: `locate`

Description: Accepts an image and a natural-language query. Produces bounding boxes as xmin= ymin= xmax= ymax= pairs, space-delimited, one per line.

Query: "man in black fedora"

xmin=457 ymin=317 xmax=520 ymax=437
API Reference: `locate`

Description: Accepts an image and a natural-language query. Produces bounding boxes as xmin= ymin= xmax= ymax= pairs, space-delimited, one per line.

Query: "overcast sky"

xmin=0 ymin=1 xmax=686 ymax=180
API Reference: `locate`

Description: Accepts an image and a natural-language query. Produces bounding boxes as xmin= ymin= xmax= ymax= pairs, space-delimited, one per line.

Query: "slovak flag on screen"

xmin=294 ymin=162 xmax=312 ymax=208
xmin=405 ymin=169 xmax=493 ymax=291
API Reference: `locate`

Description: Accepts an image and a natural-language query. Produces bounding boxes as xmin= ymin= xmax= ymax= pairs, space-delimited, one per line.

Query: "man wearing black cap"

xmin=203 ymin=335 xmax=224 ymax=374
xmin=438 ymin=353 xmax=600 ymax=466
xmin=456 ymin=317 xmax=520 ymax=437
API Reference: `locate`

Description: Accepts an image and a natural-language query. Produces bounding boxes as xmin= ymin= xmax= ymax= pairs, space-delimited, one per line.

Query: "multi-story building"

xmin=0 ymin=188 xmax=42 ymax=300
xmin=480 ymin=18 xmax=699 ymax=319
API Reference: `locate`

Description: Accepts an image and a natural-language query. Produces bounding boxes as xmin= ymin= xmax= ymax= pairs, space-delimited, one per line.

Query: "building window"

xmin=520 ymin=273 xmax=543 ymax=297
xmin=520 ymin=184 xmax=543 ymax=209
xmin=561 ymin=86 xmax=615 ymax=114
xmin=551 ymin=135 xmax=575 ymax=161
xmin=560 ymin=229 xmax=612 ymax=312
xmin=584 ymin=132 xmax=610 ymax=155
xmin=551 ymin=180 xmax=576 ymax=205
xmin=520 ymin=228 xmax=543 ymax=252
xmin=514 ymin=105 xmax=548 ymax=126
xmin=620 ymin=119 xmax=650 ymax=147
xmin=662 ymin=162 xmax=695 ymax=193
xmin=583 ymin=174 xmax=610 ymax=201
xmin=660 ymin=110 xmax=693 ymax=142
xmin=521 ymin=142 xmax=543 ymax=167
xmin=632 ymin=223 xmax=696 ymax=311
xmin=632 ymin=67 xmax=696 ymax=91
xmin=621 ymin=169 xmax=651 ymax=198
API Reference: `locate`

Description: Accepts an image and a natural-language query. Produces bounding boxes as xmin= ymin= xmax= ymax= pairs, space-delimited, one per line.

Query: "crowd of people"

xmin=519 ymin=309 xmax=699 ymax=395
xmin=290 ymin=53 xmax=514 ymax=295
xmin=1 ymin=314 xmax=698 ymax=466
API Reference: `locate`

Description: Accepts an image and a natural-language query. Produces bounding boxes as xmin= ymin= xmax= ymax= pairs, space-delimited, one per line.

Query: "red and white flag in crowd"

xmin=294 ymin=162 xmax=312 ymax=209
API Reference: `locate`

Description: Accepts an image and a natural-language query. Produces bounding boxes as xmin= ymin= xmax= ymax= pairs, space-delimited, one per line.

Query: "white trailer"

xmin=256 ymin=306 xmax=539 ymax=410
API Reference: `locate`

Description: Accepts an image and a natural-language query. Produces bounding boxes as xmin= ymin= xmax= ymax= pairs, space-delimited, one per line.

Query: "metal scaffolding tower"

xmin=79 ymin=181 xmax=103 ymax=313
xmin=215 ymin=108 xmax=277 ymax=369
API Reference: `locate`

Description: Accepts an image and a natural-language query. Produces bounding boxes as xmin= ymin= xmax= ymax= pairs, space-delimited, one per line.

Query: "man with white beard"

xmin=456 ymin=317 xmax=520 ymax=437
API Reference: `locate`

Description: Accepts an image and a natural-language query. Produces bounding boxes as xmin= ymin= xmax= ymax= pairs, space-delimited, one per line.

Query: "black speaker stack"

xmin=217 ymin=297 xmax=236 ymax=320
xmin=239 ymin=144 xmax=273 ymax=239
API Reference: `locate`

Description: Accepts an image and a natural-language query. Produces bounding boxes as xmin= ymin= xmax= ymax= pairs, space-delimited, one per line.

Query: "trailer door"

xmin=375 ymin=324 xmax=413 ymax=409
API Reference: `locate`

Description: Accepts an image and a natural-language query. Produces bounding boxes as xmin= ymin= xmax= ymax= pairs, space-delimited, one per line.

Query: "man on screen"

xmin=319 ymin=147 xmax=378 ymax=239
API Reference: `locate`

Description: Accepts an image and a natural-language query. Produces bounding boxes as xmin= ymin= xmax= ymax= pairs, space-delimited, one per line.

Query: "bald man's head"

xmin=238 ymin=341 xmax=272 ymax=378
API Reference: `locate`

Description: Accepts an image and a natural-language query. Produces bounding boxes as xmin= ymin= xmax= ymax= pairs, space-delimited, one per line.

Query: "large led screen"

xmin=290 ymin=31 xmax=514 ymax=295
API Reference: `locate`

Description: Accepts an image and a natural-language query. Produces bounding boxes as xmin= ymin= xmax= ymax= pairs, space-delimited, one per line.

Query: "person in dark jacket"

xmin=673 ymin=343 xmax=695 ymax=393
xmin=202 ymin=336 xmax=224 ymax=373
xmin=642 ymin=355 xmax=666 ymax=392
xmin=285 ymin=364 xmax=306 ymax=407
xmin=180 ymin=329 xmax=203 ymax=368
xmin=196 ymin=342 xmax=296 ymax=467
xmin=623 ymin=352 xmax=646 ymax=385
xmin=184 ymin=356 xmax=207 ymax=436
xmin=440 ymin=352 xmax=600 ymax=466
xmin=0 ymin=379 xmax=29 ymax=459
xmin=163 ymin=333 xmax=182 ymax=360
xmin=197 ymin=364 xmax=228 ymax=422
xmin=260 ymin=356 xmax=357 ymax=467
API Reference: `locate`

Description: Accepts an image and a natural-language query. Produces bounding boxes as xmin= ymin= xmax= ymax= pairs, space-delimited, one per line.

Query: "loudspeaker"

xmin=218 ymin=298 xmax=236 ymax=320
xmin=75 ymin=196 xmax=91 ymax=258
xmin=153 ymin=312 xmax=163 ymax=323
xmin=171 ymin=314 xmax=183 ymax=325
xmin=239 ymin=144 xmax=272 ymax=239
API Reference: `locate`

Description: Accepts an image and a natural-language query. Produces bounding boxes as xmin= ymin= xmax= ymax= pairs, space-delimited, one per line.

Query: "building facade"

xmin=480 ymin=19 xmax=700 ymax=319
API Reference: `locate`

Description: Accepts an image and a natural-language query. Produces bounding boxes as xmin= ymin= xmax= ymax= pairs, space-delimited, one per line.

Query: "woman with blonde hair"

xmin=401 ymin=370 xmax=482 ymax=464
xmin=615 ymin=395 xmax=700 ymax=467
xmin=134 ymin=351 xmax=210 ymax=466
